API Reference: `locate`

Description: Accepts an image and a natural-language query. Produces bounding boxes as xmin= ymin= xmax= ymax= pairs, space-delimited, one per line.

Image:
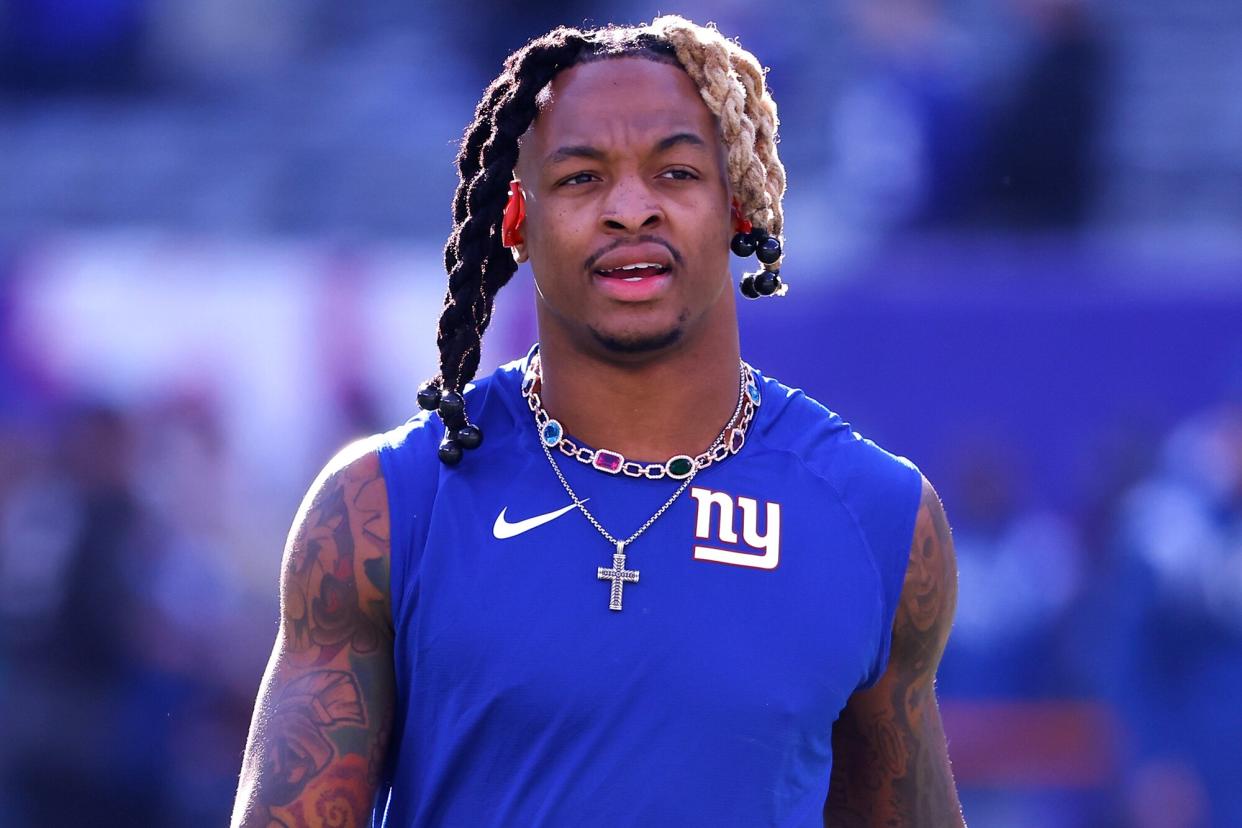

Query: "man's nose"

xmin=599 ymin=178 xmax=664 ymax=234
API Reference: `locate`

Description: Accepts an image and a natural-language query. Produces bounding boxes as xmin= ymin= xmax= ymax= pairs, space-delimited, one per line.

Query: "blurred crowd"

xmin=0 ymin=363 xmax=277 ymax=824
xmin=937 ymin=402 xmax=1242 ymax=827
xmin=2 ymin=0 xmax=1242 ymax=826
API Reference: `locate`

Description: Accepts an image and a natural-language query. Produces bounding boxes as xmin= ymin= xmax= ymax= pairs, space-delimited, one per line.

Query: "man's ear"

xmin=501 ymin=177 xmax=528 ymax=263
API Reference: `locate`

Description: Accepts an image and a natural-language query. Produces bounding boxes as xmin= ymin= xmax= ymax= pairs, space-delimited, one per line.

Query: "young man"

xmin=232 ymin=17 xmax=965 ymax=828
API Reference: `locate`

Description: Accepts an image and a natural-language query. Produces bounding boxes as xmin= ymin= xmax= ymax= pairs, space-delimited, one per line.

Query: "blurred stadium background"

xmin=2 ymin=0 xmax=1241 ymax=825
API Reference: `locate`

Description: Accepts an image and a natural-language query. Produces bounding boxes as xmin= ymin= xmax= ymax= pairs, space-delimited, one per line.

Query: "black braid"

xmin=437 ymin=28 xmax=595 ymax=392
xmin=422 ymin=25 xmax=684 ymax=464
xmin=443 ymin=74 xmax=509 ymax=281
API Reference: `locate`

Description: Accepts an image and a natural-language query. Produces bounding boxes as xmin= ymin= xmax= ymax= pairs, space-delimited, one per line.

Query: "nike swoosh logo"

xmin=493 ymin=500 xmax=587 ymax=540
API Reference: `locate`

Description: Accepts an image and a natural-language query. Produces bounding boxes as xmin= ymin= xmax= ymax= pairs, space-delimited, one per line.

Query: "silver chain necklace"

xmin=523 ymin=349 xmax=760 ymax=611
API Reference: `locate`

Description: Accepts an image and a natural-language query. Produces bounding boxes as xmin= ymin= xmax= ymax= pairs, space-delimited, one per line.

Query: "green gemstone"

xmin=667 ymin=456 xmax=694 ymax=478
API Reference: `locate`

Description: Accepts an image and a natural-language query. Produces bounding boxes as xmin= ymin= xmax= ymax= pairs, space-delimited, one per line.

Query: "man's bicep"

xmin=890 ymin=474 xmax=957 ymax=675
xmin=824 ymin=475 xmax=964 ymax=827
xmin=232 ymin=443 xmax=396 ymax=828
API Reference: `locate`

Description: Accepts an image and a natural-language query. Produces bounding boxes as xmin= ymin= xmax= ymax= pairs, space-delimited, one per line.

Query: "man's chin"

xmin=588 ymin=324 xmax=683 ymax=355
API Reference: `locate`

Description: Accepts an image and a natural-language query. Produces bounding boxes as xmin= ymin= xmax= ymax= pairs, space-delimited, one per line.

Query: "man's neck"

xmin=534 ymin=323 xmax=742 ymax=464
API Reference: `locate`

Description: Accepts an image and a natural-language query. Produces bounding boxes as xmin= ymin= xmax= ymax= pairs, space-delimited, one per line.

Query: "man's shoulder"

xmin=363 ymin=357 xmax=533 ymax=517
xmin=751 ymin=368 xmax=919 ymax=491
xmin=311 ymin=434 xmax=389 ymax=491
xmin=375 ymin=356 xmax=527 ymax=456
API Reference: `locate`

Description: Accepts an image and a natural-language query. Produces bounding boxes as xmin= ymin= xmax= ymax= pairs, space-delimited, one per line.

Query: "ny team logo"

xmin=689 ymin=487 xmax=781 ymax=570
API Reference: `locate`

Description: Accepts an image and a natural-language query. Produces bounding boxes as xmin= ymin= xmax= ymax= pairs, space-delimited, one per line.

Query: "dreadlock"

xmin=419 ymin=16 xmax=788 ymax=465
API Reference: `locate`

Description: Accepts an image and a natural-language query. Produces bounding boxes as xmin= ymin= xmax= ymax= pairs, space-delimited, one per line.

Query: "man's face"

xmin=514 ymin=56 xmax=734 ymax=357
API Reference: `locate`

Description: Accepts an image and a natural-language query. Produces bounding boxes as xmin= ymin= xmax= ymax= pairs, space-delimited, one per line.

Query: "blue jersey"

xmin=373 ymin=349 xmax=922 ymax=827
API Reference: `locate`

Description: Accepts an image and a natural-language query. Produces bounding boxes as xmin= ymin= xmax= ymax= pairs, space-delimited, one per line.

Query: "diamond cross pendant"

xmin=597 ymin=540 xmax=640 ymax=611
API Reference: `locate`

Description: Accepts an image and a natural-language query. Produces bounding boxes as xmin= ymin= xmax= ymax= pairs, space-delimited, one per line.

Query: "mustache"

xmin=583 ymin=236 xmax=685 ymax=272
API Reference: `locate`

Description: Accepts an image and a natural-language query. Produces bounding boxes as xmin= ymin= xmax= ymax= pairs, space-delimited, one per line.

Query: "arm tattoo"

xmin=286 ymin=463 xmax=389 ymax=660
xmin=261 ymin=670 xmax=366 ymax=805
xmin=825 ymin=478 xmax=964 ymax=827
xmin=235 ymin=448 xmax=394 ymax=828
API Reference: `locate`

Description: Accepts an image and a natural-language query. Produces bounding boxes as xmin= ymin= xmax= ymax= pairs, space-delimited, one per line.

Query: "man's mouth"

xmin=594 ymin=263 xmax=672 ymax=281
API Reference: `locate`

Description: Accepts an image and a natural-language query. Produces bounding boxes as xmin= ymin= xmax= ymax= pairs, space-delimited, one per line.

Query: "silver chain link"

xmin=536 ymin=362 xmax=747 ymax=550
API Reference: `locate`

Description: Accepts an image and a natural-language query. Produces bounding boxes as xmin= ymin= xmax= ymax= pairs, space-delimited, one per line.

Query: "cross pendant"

xmin=597 ymin=540 xmax=640 ymax=611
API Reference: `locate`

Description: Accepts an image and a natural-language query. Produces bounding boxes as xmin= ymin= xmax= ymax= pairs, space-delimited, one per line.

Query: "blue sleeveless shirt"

xmin=373 ymin=350 xmax=922 ymax=827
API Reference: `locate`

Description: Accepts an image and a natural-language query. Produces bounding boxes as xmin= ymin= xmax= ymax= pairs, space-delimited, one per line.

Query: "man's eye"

xmin=661 ymin=169 xmax=698 ymax=181
xmin=561 ymin=172 xmax=599 ymax=186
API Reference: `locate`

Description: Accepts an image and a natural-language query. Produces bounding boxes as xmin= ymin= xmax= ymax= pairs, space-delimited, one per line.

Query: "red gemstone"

xmin=593 ymin=450 xmax=624 ymax=473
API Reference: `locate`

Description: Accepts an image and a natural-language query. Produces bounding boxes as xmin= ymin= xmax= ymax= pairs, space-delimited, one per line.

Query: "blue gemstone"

xmin=746 ymin=381 xmax=761 ymax=407
xmin=541 ymin=420 xmax=563 ymax=447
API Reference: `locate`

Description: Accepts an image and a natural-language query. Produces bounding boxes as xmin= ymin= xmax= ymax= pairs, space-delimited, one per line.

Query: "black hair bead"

xmin=438 ymin=390 xmax=465 ymax=422
xmin=755 ymin=236 xmax=782 ymax=265
xmin=454 ymin=423 xmax=484 ymax=450
xmin=438 ymin=436 xmax=463 ymax=465
xmin=417 ymin=382 xmax=442 ymax=412
xmin=731 ymin=232 xmax=757 ymax=257
xmin=739 ymin=274 xmax=760 ymax=299
xmin=755 ymin=269 xmax=781 ymax=296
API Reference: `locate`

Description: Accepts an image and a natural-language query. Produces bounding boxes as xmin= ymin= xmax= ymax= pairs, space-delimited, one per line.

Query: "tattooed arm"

xmin=232 ymin=440 xmax=395 ymax=828
xmin=824 ymin=475 xmax=966 ymax=828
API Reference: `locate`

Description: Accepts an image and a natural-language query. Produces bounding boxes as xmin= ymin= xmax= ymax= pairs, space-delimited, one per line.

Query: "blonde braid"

xmin=651 ymin=15 xmax=785 ymax=245
xmin=726 ymin=45 xmax=786 ymax=240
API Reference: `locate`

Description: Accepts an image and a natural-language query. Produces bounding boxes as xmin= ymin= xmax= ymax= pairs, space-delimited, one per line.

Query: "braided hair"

xmin=418 ymin=16 xmax=787 ymax=465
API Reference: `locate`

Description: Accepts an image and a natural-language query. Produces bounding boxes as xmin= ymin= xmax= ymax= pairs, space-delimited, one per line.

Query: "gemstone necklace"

xmin=521 ymin=351 xmax=761 ymax=480
xmin=521 ymin=347 xmax=761 ymax=611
